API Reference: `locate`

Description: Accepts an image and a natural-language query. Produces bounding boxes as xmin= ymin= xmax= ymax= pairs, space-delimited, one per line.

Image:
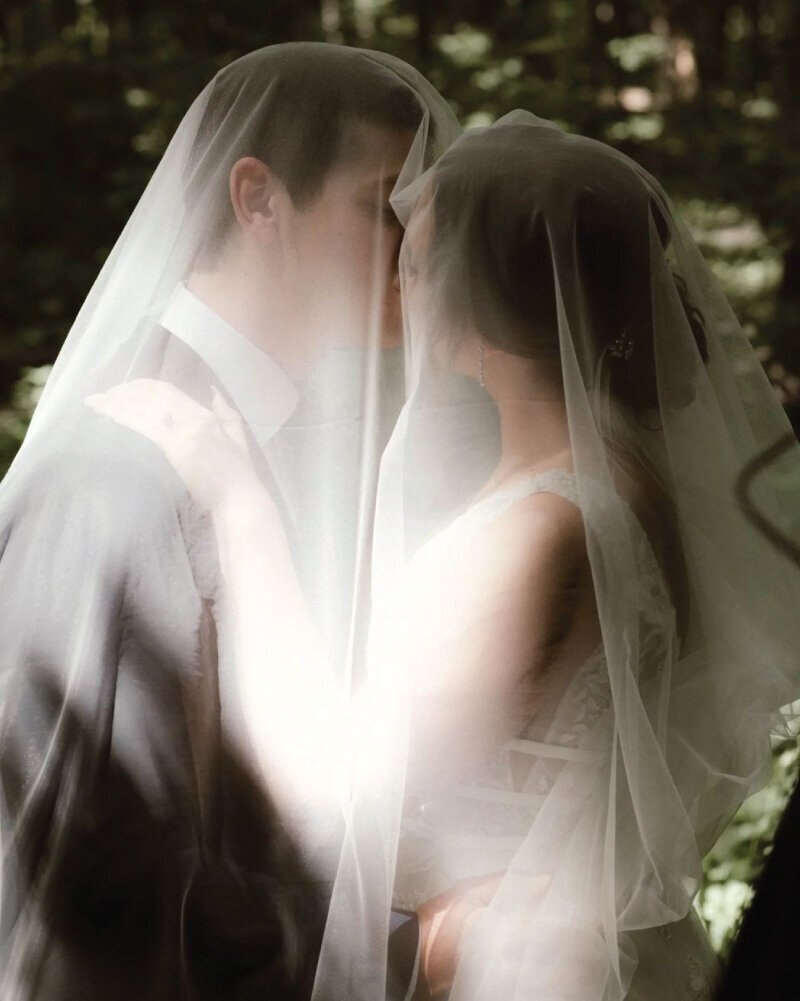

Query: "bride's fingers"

xmin=117 ymin=379 xmax=209 ymax=425
xmin=86 ymin=380 xmax=211 ymax=440
xmin=85 ymin=388 xmax=158 ymax=436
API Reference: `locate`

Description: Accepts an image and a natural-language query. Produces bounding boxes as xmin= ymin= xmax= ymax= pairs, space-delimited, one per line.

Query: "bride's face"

xmin=403 ymin=189 xmax=483 ymax=378
xmin=400 ymin=189 xmax=433 ymax=338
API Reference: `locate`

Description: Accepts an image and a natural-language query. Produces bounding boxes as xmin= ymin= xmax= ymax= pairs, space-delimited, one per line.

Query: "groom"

xmin=0 ymin=44 xmax=454 ymax=1001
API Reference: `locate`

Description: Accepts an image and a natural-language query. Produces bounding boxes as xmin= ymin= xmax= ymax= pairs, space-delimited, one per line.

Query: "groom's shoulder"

xmin=18 ymin=323 xmax=210 ymax=505
xmin=14 ymin=408 xmax=185 ymax=529
xmin=2 ymin=323 xmax=216 ymax=530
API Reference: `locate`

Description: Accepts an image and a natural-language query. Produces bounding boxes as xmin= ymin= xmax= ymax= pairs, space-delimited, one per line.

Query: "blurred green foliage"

xmin=697 ymin=734 xmax=799 ymax=956
xmin=1 ymin=0 xmax=799 ymax=957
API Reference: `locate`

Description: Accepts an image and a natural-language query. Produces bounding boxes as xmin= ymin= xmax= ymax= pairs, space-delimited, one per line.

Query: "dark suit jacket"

xmin=714 ymin=771 xmax=800 ymax=1001
xmin=0 ymin=326 xmax=324 ymax=1000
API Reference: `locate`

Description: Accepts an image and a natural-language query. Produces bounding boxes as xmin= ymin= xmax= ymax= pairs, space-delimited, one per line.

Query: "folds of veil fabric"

xmin=317 ymin=111 xmax=800 ymax=1001
xmin=0 ymin=43 xmax=460 ymax=1000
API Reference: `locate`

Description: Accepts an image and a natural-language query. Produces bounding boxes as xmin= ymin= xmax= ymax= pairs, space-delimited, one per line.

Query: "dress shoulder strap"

xmin=454 ymin=468 xmax=580 ymax=533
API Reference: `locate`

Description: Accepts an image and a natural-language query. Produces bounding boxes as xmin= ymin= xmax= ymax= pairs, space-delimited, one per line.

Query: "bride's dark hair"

xmin=427 ymin=124 xmax=707 ymax=415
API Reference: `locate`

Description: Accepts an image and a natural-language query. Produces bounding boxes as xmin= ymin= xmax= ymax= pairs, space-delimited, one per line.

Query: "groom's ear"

xmin=229 ymin=157 xmax=281 ymax=244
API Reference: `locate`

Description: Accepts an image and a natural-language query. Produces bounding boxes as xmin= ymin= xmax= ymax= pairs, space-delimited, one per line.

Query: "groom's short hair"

xmin=185 ymin=44 xmax=425 ymax=253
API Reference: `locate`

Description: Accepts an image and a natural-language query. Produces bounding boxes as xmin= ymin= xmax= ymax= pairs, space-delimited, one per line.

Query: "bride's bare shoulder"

xmin=424 ymin=488 xmax=588 ymax=596
xmin=485 ymin=489 xmax=586 ymax=572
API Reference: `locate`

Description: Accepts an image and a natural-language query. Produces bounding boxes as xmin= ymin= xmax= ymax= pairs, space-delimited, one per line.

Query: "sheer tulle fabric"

xmin=319 ymin=113 xmax=800 ymax=1001
xmin=5 ymin=59 xmax=800 ymax=1001
xmin=0 ymin=43 xmax=460 ymax=999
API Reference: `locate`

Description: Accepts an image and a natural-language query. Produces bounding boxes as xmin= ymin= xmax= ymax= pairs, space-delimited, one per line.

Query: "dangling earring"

xmin=478 ymin=343 xmax=485 ymax=387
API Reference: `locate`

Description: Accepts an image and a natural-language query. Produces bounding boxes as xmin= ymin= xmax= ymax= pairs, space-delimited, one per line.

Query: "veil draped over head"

xmin=316 ymin=112 xmax=800 ymax=1001
xmin=0 ymin=43 xmax=459 ymax=999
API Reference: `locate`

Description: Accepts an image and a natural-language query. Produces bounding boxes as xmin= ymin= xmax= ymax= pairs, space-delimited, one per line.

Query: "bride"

xmin=91 ymin=113 xmax=800 ymax=1001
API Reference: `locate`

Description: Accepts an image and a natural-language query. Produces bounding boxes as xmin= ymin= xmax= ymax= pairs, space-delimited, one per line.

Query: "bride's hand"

xmin=86 ymin=380 xmax=260 ymax=511
xmin=414 ymin=872 xmax=504 ymax=1001
xmin=414 ymin=870 xmax=551 ymax=1000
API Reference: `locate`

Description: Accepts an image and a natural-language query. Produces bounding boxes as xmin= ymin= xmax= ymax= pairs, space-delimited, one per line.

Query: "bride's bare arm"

xmin=397 ymin=490 xmax=591 ymax=796
xmin=210 ymin=482 xmax=348 ymax=814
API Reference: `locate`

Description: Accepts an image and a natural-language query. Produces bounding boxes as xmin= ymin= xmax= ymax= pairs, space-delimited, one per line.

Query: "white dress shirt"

xmin=160 ymin=283 xmax=299 ymax=449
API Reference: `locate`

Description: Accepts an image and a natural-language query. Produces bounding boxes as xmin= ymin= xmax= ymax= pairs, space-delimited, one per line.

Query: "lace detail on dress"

xmin=524 ymin=644 xmax=611 ymax=749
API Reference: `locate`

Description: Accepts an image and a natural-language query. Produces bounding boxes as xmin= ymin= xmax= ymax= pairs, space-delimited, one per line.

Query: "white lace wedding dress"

xmin=392 ymin=469 xmax=718 ymax=1001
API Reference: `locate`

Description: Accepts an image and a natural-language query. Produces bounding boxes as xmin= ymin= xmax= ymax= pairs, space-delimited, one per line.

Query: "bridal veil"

xmin=317 ymin=113 xmax=800 ymax=1001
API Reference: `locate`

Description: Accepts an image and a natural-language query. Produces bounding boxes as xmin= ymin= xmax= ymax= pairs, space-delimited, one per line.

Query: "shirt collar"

xmin=160 ymin=283 xmax=299 ymax=446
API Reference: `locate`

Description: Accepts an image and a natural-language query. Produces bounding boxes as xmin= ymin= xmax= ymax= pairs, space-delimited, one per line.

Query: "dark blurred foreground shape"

xmin=716 ymin=436 xmax=800 ymax=999
xmin=715 ymin=771 xmax=800 ymax=1001
xmin=1 ymin=662 xmax=326 ymax=1000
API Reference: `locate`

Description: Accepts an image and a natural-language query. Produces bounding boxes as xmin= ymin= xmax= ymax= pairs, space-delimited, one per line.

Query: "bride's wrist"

xmin=211 ymin=477 xmax=283 ymax=537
